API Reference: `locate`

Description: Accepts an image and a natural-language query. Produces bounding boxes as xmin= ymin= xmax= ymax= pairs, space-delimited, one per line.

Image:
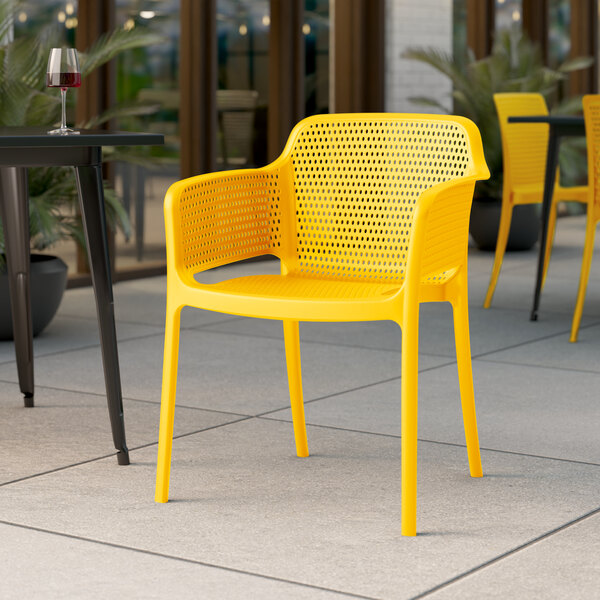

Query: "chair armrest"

xmin=164 ymin=162 xmax=290 ymax=279
xmin=406 ymin=176 xmax=480 ymax=287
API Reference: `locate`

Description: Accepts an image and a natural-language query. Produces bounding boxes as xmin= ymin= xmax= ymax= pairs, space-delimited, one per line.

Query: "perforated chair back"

xmin=286 ymin=117 xmax=473 ymax=283
xmin=156 ymin=113 xmax=489 ymax=536
xmin=170 ymin=114 xmax=482 ymax=290
xmin=494 ymin=93 xmax=550 ymax=188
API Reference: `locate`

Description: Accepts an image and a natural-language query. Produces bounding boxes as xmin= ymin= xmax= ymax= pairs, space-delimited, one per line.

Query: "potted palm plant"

xmin=0 ymin=4 xmax=163 ymax=339
xmin=403 ymin=30 xmax=592 ymax=250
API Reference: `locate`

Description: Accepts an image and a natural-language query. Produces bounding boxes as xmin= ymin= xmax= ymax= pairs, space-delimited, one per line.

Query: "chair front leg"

xmin=283 ymin=319 xmax=309 ymax=457
xmin=155 ymin=303 xmax=183 ymax=502
xmin=400 ymin=307 xmax=419 ymax=537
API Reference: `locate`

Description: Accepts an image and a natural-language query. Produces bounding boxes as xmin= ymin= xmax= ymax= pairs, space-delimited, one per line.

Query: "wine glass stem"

xmin=60 ymin=87 xmax=67 ymax=130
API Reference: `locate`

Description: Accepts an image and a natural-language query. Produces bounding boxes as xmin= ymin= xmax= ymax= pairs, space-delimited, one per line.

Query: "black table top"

xmin=0 ymin=127 xmax=164 ymax=148
xmin=508 ymin=115 xmax=584 ymax=127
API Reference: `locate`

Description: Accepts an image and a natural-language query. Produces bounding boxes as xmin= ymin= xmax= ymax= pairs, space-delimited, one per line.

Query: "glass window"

xmin=13 ymin=0 xmax=77 ymax=44
xmin=217 ymin=0 xmax=269 ymax=169
xmin=304 ymin=0 xmax=329 ymax=116
xmin=453 ymin=0 xmax=467 ymax=64
xmin=113 ymin=0 xmax=180 ymax=270
xmin=495 ymin=0 xmax=522 ymax=33
xmin=548 ymin=0 xmax=570 ymax=69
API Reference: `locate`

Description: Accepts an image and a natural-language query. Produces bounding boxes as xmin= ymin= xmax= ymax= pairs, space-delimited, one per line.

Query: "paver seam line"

xmin=410 ymin=505 xmax=600 ymax=599
xmin=190 ymin=312 xmax=600 ymax=355
xmin=0 ymin=380 xmax=256 ymax=418
xmin=471 ymin=321 xmax=600 ymax=360
xmin=3 ymin=410 xmax=598 ymax=492
xmin=476 ymin=355 xmax=600 ymax=376
xmin=4 ymin=361 xmax=600 ymax=471
xmin=187 ymin=325 xmax=451 ymax=358
xmin=0 ymin=357 xmax=451 ymax=417
xmin=0 ymin=330 xmax=164 ymax=366
xmin=0 ymin=520 xmax=374 ymax=600
xmin=48 ymin=310 xmax=244 ymax=331
xmin=256 ymin=416 xmax=600 ymax=468
xmin=0 ymin=417 xmax=252 ymax=488
xmin=2 ymin=357 xmax=600 ymax=477
xmin=0 ymin=312 xmax=592 ymax=370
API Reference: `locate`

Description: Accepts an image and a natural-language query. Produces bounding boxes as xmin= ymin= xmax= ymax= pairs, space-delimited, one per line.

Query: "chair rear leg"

xmin=155 ymin=304 xmax=183 ymax=502
xmin=400 ymin=312 xmax=419 ymax=537
xmin=484 ymin=201 xmax=514 ymax=308
xmin=452 ymin=282 xmax=483 ymax=478
xmin=283 ymin=320 xmax=309 ymax=457
xmin=570 ymin=216 xmax=597 ymax=343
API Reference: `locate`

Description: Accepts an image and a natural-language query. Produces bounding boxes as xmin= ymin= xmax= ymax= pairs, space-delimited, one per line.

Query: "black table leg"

xmin=75 ymin=164 xmax=130 ymax=465
xmin=0 ymin=167 xmax=34 ymax=407
xmin=531 ymin=132 xmax=559 ymax=321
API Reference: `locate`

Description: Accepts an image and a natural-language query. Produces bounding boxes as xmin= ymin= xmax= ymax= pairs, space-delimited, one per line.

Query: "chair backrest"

xmin=167 ymin=113 xmax=486 ymax=282
xmin=283 ymin=113 xmax=479 ymax=283
xmin=583 ymin=95 xmax=600 ymax=211
xmin=494 ymin=93 xmax=549 ymax=189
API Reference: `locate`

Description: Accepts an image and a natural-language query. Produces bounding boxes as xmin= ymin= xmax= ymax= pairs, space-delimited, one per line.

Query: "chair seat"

xmin=208 ymin=273 xmax=401 ymax=300
xmin=512 ymin=182 xmax=588 ymax=204
xmin=188 ymin=274 xmax=404 ymax=321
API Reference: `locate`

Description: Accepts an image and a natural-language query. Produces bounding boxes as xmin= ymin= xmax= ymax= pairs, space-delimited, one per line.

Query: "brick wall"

xmin=385 ymin=0 xmax=453 ymax=113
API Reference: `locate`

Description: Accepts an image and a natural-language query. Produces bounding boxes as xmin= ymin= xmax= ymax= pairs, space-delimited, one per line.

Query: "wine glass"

xmin=46 ymin=48 xmax=81 ymax=135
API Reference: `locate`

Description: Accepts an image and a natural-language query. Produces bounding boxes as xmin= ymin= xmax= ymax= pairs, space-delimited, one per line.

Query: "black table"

xmin=508 ymin=115 xmax=586 ymax=321
xmin=0 ymin=128 xmax=164 ymax=465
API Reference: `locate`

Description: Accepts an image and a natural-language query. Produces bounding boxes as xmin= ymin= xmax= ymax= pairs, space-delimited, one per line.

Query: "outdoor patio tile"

xmin=427 ymin=511 xmax=600 ymax=599
xmin=198 ymin=302 xmax=581 ymax=364
xmin=0 ymin=330 xmax=450 ymax=415
xmin=0 ymin=315 xmax=161 ymax=364
xmin=58 ymin=278 xmax=238 ymax=329
xmin=0 ymin=382 xmax=243 ymax=484
xmin=267 ymin=359 xmax=600 ymax=464
xmin=481 ymin=322 xmax=600 ymax=372
xmin=468 ymin=268 xmax=600 ymax=318
xmin=0 ymin=419 xmax=598 ymax=600
xmin=0 ymin=523 xmax=347 ymax=600
xmin=197 ymin=291 xmax=583 ymax=362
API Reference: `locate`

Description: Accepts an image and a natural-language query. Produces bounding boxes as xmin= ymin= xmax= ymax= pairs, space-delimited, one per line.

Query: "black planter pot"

xmin=0 ymin=254 xmax=68 ymax=340
xmin=469 ymin=199 xmax=540 ymax=251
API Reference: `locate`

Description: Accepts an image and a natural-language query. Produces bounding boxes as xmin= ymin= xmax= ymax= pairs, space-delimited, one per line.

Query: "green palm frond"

xmin=80 ymin=28 xmax=165 ymax=77
xmin=83 ymin=100 xmax=161 ymax=129
xmin=402 ymin=29 xmax=594 ymax=200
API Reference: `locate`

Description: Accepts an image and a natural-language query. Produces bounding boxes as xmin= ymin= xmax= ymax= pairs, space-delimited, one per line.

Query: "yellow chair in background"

xmin=484 ymin=93 xmax=588 ymax=309
xmin=571 ymin=95 xmax=600 ymax=341
xmin=155 ymin=113 xmax=490 ymax=536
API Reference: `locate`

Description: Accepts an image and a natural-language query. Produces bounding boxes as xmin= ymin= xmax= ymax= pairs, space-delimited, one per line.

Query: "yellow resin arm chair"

xmin=155 ymin=113 xmax=489 ymax=536
xmin=484 ymin=93 xmax=588 ymax=308
xmin=571 ymin=95 xmax=600 ymax=341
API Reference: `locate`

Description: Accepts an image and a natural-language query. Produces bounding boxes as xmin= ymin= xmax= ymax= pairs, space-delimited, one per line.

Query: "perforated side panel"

xmin=178 ymin=170 xmax=282 ymax=272
xmin=290 ymin=118 xmax=470 ymax=283
xmin=585 ymin=97 xmax=600 ymax=211
xmin=420 ymin=181 xmax=474 ymax=284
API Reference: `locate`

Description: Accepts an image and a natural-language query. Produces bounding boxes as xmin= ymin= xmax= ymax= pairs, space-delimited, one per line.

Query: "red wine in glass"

xmin=46 ymin=48 xmax=81 ymax=135
xmin=46 ymin=72 xmax=81 ymax=88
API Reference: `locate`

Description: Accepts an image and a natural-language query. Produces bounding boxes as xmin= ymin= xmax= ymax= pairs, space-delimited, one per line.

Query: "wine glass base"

xmin=48 ymin=127 xmax=80 ymax=135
